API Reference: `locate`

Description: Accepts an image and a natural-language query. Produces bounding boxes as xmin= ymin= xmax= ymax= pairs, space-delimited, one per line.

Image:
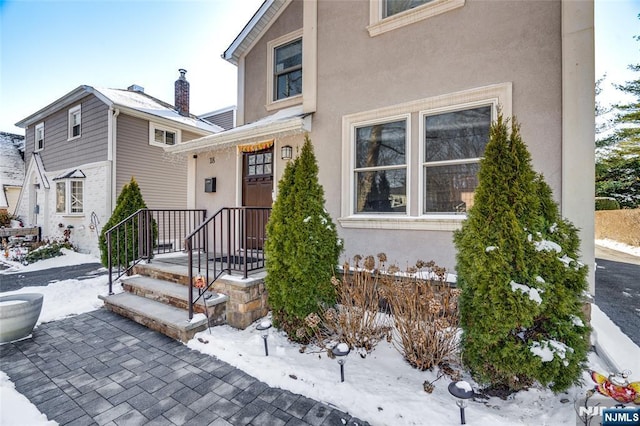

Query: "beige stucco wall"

xmin=232 ymin=0 xmax=592 ymax=281
xmin=311 ymin=0 xmax=562 ymax=270
xmin=243 ymin=0 xmax=303 ymax=124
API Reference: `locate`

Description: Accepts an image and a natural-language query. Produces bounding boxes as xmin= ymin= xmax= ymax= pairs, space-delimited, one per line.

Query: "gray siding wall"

xmin=115 ymin=114 xmax=187 ymax=209
xmin=202 ymin=109 xmax=235 ymax=130
xmin=23 ymin=94 xmax=109 ymax=172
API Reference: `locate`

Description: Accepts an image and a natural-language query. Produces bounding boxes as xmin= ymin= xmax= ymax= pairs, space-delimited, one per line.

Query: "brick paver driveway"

xmin=0 ymin=309 xmax=367 ymax=426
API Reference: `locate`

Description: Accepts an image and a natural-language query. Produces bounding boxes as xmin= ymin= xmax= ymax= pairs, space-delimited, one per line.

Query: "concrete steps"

xmin=99 ymin=292 xmax=209 ymax=343
xmin=101 ymin=257 xmax=269 ymax=341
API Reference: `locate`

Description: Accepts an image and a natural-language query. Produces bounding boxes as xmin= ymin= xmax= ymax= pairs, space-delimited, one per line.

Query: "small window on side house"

xmin=150 ymin=123 xmax=180 ymax=146
xmin=68 ymin=105 xmax=81 ymax=139
xmin=35 ymin=123 xmax=44 ymax=151
xmin=56 ymin=180 xmax=84 ymax=214
xmin=422 ymin=105 xmax=491 ymax=214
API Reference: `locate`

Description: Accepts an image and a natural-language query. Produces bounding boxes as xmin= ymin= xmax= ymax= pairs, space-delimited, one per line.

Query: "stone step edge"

xmin=99 ymin=293 xmax=208 ymax=342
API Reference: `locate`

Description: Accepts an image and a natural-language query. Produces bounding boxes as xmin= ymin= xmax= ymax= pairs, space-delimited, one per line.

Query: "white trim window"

xmin=150 ymin=123 xmax=180 ymax=147
xmin=267 ymin=29 xmax=303 ymax=109
xmin=368 ymin=0 xmax=465 ymax=37
xmin=68 ymin=105 xmax=81 ymax=140
xmin=340 ymin=83 xmax=511 ymax=231
xmin=35 ymin=122 xmax=44 ymax=152
xmin=56 ymin=180 xmax=84 ymax=214
xmin=353 ymin=117 xmax=409 ymax=214
xmin=421 ymin=105 xmax=492 ymax=214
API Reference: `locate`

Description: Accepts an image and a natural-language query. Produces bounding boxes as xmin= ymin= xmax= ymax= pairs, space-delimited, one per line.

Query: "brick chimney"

xmin=175 ymin=68 xmax=190 ymax=117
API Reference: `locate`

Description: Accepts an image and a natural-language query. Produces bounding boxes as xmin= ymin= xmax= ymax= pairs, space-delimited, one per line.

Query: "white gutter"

xmin=223 ymin=0 xmax=275 ymax=65
xmin=165 ymin=113 xmax=311 ymax=155
xmin=108 ymin=108 xmax=120 ymax=213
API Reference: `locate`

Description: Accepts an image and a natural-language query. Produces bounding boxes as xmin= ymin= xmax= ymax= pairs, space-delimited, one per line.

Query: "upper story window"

xmin=368 ymin=0 xmax=465 ymax=37
xmin=35 ymin=122 xmax=44 ymax=152
xmin=68 ymin=105 xmax=81 ymax=140
xmin=56 ymin=180 xmax=84 ymax=214
xmin=422 ymin=105 xmax=491 ymax=214
xmin=149 ymin=123 xmax=181 ymax=147
xmin=354 ymin=118 xmax=408 ymax=214
xmin=383 ymin=0 xmax=432 ymax=17
xmin=267 ymin=29 xmax=303 ymax=110
xmin=274 ymin=39 xmax=302 ymax=101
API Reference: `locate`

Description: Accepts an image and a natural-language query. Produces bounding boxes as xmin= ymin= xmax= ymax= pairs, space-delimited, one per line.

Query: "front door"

xmin=242 ymin=148 xmax=273 ymax=250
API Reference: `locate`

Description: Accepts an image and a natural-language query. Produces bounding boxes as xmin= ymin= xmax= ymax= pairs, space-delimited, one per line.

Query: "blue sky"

xmin=0 ymin=0 xmax=639 ymax=135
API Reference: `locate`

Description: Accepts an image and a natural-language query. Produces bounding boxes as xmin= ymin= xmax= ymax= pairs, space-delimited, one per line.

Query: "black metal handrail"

xmin=185 ymin=207 xmax=271 ymax=319
xmin=106 ymin=209 xmax=206 ymax=294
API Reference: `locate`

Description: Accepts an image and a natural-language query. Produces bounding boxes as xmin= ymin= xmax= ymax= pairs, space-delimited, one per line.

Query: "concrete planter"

xmin=0 ymin=293 xmax=44 ymax=343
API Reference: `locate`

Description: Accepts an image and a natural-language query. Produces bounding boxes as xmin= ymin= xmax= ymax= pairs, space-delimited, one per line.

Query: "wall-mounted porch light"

xmin=281 ymin=145 xmax=293 ymax=160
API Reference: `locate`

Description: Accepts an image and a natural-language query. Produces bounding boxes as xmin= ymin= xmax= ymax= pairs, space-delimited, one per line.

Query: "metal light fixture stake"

xmin=332 ymin=343 xmax=350 ymax=382
xmin=256 ymin=320 xmax=272 ymax=356
xmin=448 ymin=381 xmax=474 ymax=425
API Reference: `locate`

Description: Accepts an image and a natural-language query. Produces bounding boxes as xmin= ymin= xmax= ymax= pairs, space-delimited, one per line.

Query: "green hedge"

xmin=595 ymin=197 xmax=620 ymax=211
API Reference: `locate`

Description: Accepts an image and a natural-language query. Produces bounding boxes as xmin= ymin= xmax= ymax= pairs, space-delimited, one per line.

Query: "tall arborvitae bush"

xmin=99 ymin=177 xmax=150 ymax=268
xmin=454 ymin=115 xmax=589 ymax=393
xmin=265 ymin=135 xmax=342 ymax=342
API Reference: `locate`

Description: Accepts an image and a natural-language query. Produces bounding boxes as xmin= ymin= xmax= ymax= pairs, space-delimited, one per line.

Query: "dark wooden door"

xmin=242 ymin=148 xmax=273 ymax=250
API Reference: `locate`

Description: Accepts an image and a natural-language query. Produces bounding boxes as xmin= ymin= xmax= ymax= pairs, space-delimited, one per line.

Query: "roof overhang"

xmin=222 ymin=0 xmax=290 ymax=66
xmin=165 ymin=107 xmax=311 ymax=155
xmin=15 ymin=86 xmax=96 ymax=128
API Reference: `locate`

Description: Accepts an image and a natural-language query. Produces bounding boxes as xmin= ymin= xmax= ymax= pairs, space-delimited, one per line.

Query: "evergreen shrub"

xmin=99 ymin=177 xmax=154 ymax=268
xmin=595 ymin=197 xmax=620 ymax=211
xmin=264 ymin=136 xmax=342 ymax=342
xmin=454 ymin=115 xmax=590 ymax=393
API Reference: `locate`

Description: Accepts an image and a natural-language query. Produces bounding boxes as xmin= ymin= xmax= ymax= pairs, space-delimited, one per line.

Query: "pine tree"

xmin=454 ymin=115 xmax=590 ymax=393
xmin=595 ymin=18 xmax=640 ymax=207
xmin=99 ymin=177 xmax=151 ymax=267
xmin=264 ymin=135 xmax=342 ymax=341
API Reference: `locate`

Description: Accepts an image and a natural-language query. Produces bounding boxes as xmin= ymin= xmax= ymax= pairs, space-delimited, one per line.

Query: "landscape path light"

xmin=256 ymin=319 xmax=272 ymax=356
xmin=448 ymin=380 xmax=474 ymax=425
xmin=332 ymin=343 xmax=350 ymax=382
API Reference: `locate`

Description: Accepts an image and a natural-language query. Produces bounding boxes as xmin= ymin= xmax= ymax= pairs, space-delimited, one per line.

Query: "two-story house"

xmin=167 ymin=0 xmax=596 ymax=292
xmin=15 ymin=70 xmax=222 ymax=256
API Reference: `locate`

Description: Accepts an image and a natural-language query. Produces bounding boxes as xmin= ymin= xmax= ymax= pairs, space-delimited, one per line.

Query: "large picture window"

xmin=56 ymin=180 xmax=84 ymax=214
xmin=340 ymin=83 xmax=510 ymax=230
xmin=354 ymin=119 xmax=407 ymax=214
xmin=422 ymin=106 xmax=491 ymax=214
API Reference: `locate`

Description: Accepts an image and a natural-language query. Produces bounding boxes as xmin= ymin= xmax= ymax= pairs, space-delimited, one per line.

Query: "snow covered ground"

xmin=1 ymin=247 xmax=639 ymax=426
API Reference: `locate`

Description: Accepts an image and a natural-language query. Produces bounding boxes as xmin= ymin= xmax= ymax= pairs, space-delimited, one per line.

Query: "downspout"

xmin=107 ymin=108 xmax=120 ymax=213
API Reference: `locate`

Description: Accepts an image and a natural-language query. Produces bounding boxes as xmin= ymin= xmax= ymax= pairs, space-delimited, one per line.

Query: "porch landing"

xmin=100 ymin=254 xmax=269 ymax=342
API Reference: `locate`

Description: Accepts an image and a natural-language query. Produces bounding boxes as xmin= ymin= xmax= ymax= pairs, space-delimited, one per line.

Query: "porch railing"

xmin=106 ymin=209 xmax=206 ymax=294
xmin=185 ymin=207 xmax=271 ymax=319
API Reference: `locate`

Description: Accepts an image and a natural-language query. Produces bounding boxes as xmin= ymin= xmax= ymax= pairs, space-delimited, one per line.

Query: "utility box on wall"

xmin=204 ymin=177 xmax=216 ymax=193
